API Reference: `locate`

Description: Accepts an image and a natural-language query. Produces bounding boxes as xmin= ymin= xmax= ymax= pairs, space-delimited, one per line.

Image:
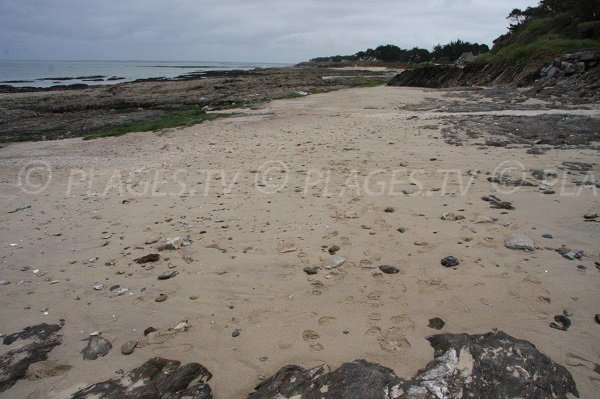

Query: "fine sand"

xmin=0 ymin=85 xmax=599 ymax=398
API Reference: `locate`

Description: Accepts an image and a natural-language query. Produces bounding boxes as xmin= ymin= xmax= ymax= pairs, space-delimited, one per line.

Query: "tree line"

xmin=310 ymin=40 xmax=489 ymax=64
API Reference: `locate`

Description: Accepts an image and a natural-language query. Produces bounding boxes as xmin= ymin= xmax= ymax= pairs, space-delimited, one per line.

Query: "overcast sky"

xmin=0 ymin=0 xmax=539 ymax=63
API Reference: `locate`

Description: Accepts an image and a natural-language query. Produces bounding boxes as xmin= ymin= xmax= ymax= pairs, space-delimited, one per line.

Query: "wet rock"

xmin=81 ymin=335 xmax=112 ymax=360
xmin=71 ymin=357 xmax=212 ymax=399
xmin=249 ymin=331 xmax=577 ymax=399
xmin=134 ymin=253 xmax=160 ymax=264
xmin=504 ymin=233 xmax=535 ymax=251
xmin=428 ymin=317 xmax=445 ymax=330
xmin=0 ymin=323 xmax=63 ymax=393
xmin=158 ymin=270 xmax=177 ymax=280
xmin=441 ymin=256 xmax=459 ymax=267
xmin=379 ymin=265 xmax=399 ymax=274
xmin=550 ymin=315 xmax=571 ymax=331
xmin=121 ymin=340 xmax=137 ymax=355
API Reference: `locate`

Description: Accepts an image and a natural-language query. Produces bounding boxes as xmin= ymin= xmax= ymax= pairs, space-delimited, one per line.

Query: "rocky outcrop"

xmin=249 ymin=331 xmax=578 ymax=399
xmin=72 ymin=357 xmax=213 ymax=399
xmin=0 ymin=323 xmax=63 ymax=392
xmin=387 ymin=61 xmax=543 ymax=88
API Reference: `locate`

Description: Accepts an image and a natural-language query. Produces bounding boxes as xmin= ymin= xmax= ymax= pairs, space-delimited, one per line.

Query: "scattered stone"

xmin=504 ymin=233 xmax=535 ymax=251
xmin=232 ymin=329 xmax=240 ymax=338
xmin=158 ymin=270 xmax=177 ymax=280
xmin=550 ymin=315 xmax=571 ymax=331
xmin=482 ymin=195 xmax=514 ymax=210
xmin=328 ymin=245 xmax=340 ymax=255
xmin=158 ymin=237 xmax=181 ymax=251
xmin=134 ymin=254 xmax=160 ymax=264
xmin=81 ymin=335 xmax=112 ymax=360
xmin=155 ymin=293 xmax=168 ymax=302
xmin=93 ymin=283 xmax=104 ymax=291
xmin=378 ymin=265 xmax=399 ymax=274
xmin=0 ymin=324 xmax=63 ymax=393
xmin=441 ymin=212 xmax=465 ymax=221
xmin=401 ymin=188 xmax=414 ymax=195
xmin=595 ymin=314 xmax=600 ymax=325
xmin=173 ymin=321 xmax=190 ymax=332
xmin=71 ymin=357 xmax=212 ymax=399
xmin=303 ymin=266 xmax=319 ymax=275
xmin=249 ymin=331 xmax=578 ymax=399
xmin=397 ymin=227 xmax=406 ymax=233
xmin=584 ymin=212 xmax=598 ymax=220
xmin=383 ymin=207 xmax=395 ymax=213
xmin=277 ymin=242 xmax=297 ymax=253
xmin=441 ymin=256 xmax=459 ymax=267
xmin=428 ymin=317 xmax=445 ymax=330
xmin=321 ymin=256 xmax=346 ymax=270
xmin=121 ymin=340 xmax=136 ymax=355
xmin=542 ymin=233 xmax=553 ymax=239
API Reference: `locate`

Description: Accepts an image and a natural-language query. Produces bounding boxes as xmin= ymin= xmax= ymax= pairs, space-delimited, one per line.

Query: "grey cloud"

xmin=0 ymin=0 xmax=539 ymax=62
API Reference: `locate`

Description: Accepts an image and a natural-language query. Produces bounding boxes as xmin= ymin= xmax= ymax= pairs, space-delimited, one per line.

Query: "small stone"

xmin=402 ymin=188 xmax=414 ymax=195
xmin=379 ymin=265 xmax=399 ymax=274
xmin=583 ymin=212 xmax=598 ymax=220
xmin=173 ymin=321 xmax=189 ymax=332
xmin=155 ymin=293 xmax=167 ymax=302
xmin=441 ymin=256 xmax=459 ymax=267
xmin=134 ymin=254 xmax=160 ymax=264
xmin=81 ymin=335 xmax=112 ymax=360
xmin=397 ymin=227 xmax=406 ymax=233
xmin=384 ymin=207 xmax=395 ymax=213
xmin=143 ymin=327 xmax=156 ymax=336
xmin=278 ymin=242 xmax=297 ymax=253
xmin=321 ymin=256 xmax=346 ymax=270
xmin=562 ymin=251 xmax=577 ymax=261
xmin=542 ymin=234 xmax=553 ymax=239
xmin=232 ymin=329 xmax=241 ymax=337
xmin=504 ymin=233 xmax=535 ymax=251
xmin=121 ymin=340 xmax=136 ymax=355
xmin=158 ymin=270 xmax=177 ymax=280
xmin=549 ymin=315 xmax=571 ymax=331
xmin=0 ymin=280 xmax=10 ymax=286
xmin=93 ymin=283 xmax=104 ymax=291
xmin=328 ymin=245 xmax=340 ymax=255
xmin=595 ymin=314 xmax=600 ymax=324
xmin=428 ymin=317 xmax=445 ymax=330
xmin=577 ymin=265 xmax=586 ymax=271
xmin=303 ymin=266 xmax=319 ymax=275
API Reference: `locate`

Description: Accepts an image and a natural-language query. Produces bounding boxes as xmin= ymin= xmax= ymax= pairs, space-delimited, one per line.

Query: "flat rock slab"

xmin=0 ymin=323 xmax=63 ymax=393
xmin=505 ymin=232 xmax=535 ymax=251
xmin=249 ymin=330 xmax=578 ymax=399
xmin=72 ymin=357 xmax=212 ymax=399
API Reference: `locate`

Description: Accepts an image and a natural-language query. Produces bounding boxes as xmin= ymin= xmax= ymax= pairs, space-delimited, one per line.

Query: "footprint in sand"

xmin=378 ymin=327 xmax=411 ymax=352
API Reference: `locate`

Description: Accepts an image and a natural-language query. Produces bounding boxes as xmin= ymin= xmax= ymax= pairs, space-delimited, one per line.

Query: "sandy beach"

xmin=0 ymin=85 xmax=599 ymax=398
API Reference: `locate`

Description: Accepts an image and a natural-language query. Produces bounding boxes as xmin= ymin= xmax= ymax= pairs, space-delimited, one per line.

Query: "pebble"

xmin=328 ymin=245 xmax=340 ymax=255
xmin=0 ymin=280 xmax=9 ymax=286
xmin=93 ymin=283 xmax=104 ymax=290
xmin=595 ymin=314 xmax=600 ymax=325
xmin=232 ymin=329 xmax=241 ymax=337
xmin=397 ymin=227 xmax=406 ymax=233
xmin=549 ymin=315 xmax=571 ymax=331
xmin=583 ymin=212 xmax=598 ymax=220
xmin=303 ymin=266 xmax=319 ymax=275
xmin=134 ymin=254 xmax=160 ymax=264
xmin=379 ymin=265 xmax=399 ymax=274
xmin=384 ymin=207 xmax=395 ymax=213
xmin=155 ymin=293 xmax=167 ymax=302
xmin=121 ymin=340 xmax=136 ymax=355
xmin=321 ymin=256 xmax=346 ymax=270
xmin=441 ymin=256 xmax=459 ymax=267
xmin=428 ymin=317 xmax=445 ymax=330
xmin=504 ymin=233 xmax=535 ymax=251
xmin=158 ymin=270 xmax=177 ymax=280
xmin=542 ymin=234 xmax=553 ymax=239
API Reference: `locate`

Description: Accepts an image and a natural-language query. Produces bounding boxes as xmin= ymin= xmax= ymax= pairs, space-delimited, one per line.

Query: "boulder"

xmin=249 ymin=331 xmax=578 ymax=399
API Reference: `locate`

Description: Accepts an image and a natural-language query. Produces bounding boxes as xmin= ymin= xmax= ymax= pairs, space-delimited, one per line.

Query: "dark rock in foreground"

xmin=0 ymin=323 xmax=63 ymax=393
xmin=72 ymin=357 xmax=213 ymax=399
xmin=249 ymin=331 xmax=578 ymax=398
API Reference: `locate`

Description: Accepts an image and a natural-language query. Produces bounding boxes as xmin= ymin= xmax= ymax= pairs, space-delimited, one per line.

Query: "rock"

xmin=277 ymin=242 xmax=297 ymax=253
xmin=474 ymin=215 xmax=495 ymax=224
xmin=249 ymin=331 xmax=578 ymax=399
xmin=542 ymin=233 xmax=553 ymax=239
xmin=595 ymin=314 xmax=600 ymax=325
xmin=158 ymin=270 xmax=177 ymax=280
xmin=93 ymin=283 xmax=104 ymax=290
xmin=81 ymin=335 xmax=112 ymax=360
xmin=401 ymin=188 xmax=414 ymax=195
xmin=134 ymin=253 xmax=160 ymax=264
xmin=321 ymin=256 xmax=346 ymax=270
xmin=158 ymin=237 xmax=181 ymax=251
xmin=0 ymin=324 xmax=63 ymax=393
xmin=378 ymin=265 xmax=399 ymax=274
xmin=441 ymin=212 xmax=465 ymax=221
xmin=71 ymin=357 xmax=212 ymax=398
xmin=397 ymin=227 xmax=406 ymax=233
xmin=303 ymin=266 xmax=319 ymax=275
xmin=584 ymin=212 xmax=598 ymax=220
xmin=384 ymin=207 xmax=395 ymax=213
xmin=173 ymin=321 xmax=190 ymax=332
xmin=155 ymin=293 xmax=167 ymax=302
xmin=328 ymin=245 xmax=340 ymax=255
xmin=482 ymin=195 xmax=514 ymax=210
xmin=428 ymin=317 xmax=445 ymax=330
xmin=441 ymin=256 xmax=459 ymax=267
xmin=232 ymin=329 xmax=240 ymax=338
xmin=121 ymin=340 xmax=136 ymax=355
xmin=550 ymin=315 xmax=571 ymax=331
xmin=504 ymin=233 xmax=535 ymax=251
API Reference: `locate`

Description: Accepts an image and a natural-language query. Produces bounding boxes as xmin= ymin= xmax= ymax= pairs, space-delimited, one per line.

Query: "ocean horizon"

xmin=0 ymin=60 xmax=291 ymax=88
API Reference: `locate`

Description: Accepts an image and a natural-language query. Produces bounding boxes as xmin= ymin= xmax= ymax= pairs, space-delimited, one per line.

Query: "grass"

xmin=83 ymin=109 xmax=232 ymax=140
